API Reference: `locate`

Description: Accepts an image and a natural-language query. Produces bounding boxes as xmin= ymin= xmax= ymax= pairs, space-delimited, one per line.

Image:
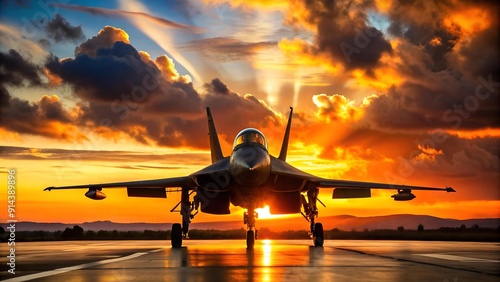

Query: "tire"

xmin=246 ymin=230 xmax=255 ymax=250
xmin=171 ymin=223 xmax=182 ymax=248
xmin=313 ymin=222 xmax=324 ymax=247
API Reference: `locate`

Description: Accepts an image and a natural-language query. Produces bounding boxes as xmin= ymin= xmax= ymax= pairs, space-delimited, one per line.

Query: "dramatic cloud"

xmin=284 ymin=0 xmax=392 ymax=70
xmin=0 ymin=90 xmax=84 ymax=141
xmin=45 ymin=14 xmax=85 ymax=43
xmin=54 ymin=3 xmax=203 ymax=33
xmin=0 ymin=146 xmax=209 ymax=165
xmin=0 ymin=49 xmax=42 ymax=86
xmin=363 ymin=73 xmax=500 ymax=130
xmin=273 ymin=0 xmax=500 ymax=134
xmin=42 ymin=26 xmax=282 ymax=149
xmin=203 ymin=78 xmax=282 ymax=136
xmin=385 ymin=1 xmax=498 ymax=69
xmin=75 ymin=25 xmax=130 ymax=57
xmin=0 ymin=47 xmax=74 ymax=140
xmin=312 ymin=93 xmax=375 ymax=122
xmin=449 ymin=21 xmax=500 ymax=79
xmin=180 ymin=37 xmax=277 ymax=61
xmin=383 ymin=1 xmax=460 ymax=72
xmin=357 ymin=5 xmax=499 ymax=131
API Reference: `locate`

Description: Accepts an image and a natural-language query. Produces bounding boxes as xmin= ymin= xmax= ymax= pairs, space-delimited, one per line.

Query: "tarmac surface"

xmin=1 ymin=240 xmax=499 ymax=281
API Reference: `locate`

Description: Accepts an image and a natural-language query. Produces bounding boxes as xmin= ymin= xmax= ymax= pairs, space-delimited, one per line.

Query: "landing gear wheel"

xmin=171 ymin=223 xmax=182 ymax=248
xmin=313 ymin=222 xmax=324 ymax=247
xmin=246 ymin=230 xmax=255 ymax=250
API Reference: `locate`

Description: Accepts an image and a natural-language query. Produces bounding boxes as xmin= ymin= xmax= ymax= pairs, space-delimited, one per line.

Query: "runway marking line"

xmin=335 ymin=247 xmax=499 ymax=276
xmin=417 ymin=254 xmax=500 ymax=263
xmin=2 ymin=248 xmax=162 ymax=282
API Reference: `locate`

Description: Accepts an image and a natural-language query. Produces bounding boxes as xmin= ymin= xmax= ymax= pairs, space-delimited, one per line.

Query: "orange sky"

xmin=0 ymin=0 xmax=499 ymax=224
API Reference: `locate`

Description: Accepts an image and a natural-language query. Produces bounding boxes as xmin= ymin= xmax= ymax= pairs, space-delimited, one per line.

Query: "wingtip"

xmin=446 ymin=187 xmax=456 ymax=192
xmin=44 ymin=186 xmax=54 ymax=191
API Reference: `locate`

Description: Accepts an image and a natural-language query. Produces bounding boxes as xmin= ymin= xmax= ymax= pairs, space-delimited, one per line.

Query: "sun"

xmin=255 ymin=205 xmax=288 ymax=219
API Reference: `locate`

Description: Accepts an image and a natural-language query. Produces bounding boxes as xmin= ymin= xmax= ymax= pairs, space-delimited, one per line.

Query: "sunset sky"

xmin=0 ymin=0 xmax=498 ymax=225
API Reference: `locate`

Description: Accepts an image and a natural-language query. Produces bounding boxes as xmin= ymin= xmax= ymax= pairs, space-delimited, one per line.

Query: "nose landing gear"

xmin=244 ymin=207 xmax=258 ymax=250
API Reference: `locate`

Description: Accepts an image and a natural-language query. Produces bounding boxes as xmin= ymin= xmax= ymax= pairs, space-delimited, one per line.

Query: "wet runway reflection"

xmin=4 ymin=240 xmax=498 ymax=281
xmin=164 ymin=240 xmax=330 ymax=281
xmin=159 ymin=240 xmax=498 ymax=282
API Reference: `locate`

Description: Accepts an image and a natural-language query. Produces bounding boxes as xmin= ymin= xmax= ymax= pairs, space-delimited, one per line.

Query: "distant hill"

xmin=3 ymin=215 xmax=499 ymax=232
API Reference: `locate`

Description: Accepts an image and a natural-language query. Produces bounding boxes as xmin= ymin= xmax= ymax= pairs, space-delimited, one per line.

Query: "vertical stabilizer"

xmin=206 ymin=107 xmax=224 ymax=163
xmin=278 ymin=107 xmax=293 ymax=161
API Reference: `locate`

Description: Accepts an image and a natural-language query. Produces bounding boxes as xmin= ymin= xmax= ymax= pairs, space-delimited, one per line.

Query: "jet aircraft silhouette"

xmin=45 ymin=107 xmax=455 ymax=249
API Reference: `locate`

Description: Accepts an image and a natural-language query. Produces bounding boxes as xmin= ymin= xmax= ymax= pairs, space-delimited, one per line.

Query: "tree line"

xmin=0 ymin=224 xmax=498 ymax=242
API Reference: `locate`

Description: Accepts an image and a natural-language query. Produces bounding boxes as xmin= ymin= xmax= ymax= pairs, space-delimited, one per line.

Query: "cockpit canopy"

xmin=233 ymin=128 xmax=268 ymax=150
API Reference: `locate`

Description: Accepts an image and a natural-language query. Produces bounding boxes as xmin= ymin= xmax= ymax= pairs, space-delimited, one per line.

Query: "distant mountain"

xmin=3 ymin=215 xmax=499 ymax=232
xmin=318 ymin=214 xmax=500 ymax=231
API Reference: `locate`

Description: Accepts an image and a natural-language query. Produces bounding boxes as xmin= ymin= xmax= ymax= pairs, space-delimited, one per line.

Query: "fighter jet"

xmin=45 ymin=107 xmax=455 ymax=249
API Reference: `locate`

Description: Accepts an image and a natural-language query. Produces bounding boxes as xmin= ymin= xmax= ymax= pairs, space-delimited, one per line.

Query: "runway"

xmin=1 ymin=240 xmax=499 ymax=281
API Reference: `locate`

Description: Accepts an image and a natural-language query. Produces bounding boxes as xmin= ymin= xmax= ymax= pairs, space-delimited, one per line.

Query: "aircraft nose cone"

xmin=240 ymin=158 xmax=263 ymax=171
xmin=230 ymin=146 xmax=271 ymax=186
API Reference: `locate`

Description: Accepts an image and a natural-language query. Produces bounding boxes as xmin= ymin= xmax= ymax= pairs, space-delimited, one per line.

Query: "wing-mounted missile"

xmin=391 ymin=189 xmax=415 ymax=201
xmin=85 ymin=188 xmax=106 ymax=200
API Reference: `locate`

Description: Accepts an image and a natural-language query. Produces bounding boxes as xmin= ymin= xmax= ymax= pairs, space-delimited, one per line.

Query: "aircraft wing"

xmin=44 ymin=177 xmax=188 ymax=191
xmin=270 ymin=156 xmax=455 ymax=200
xmin=44 ymin=176 xmax=189 ymax=199
xmin=315 ymin=179 xmax=455 ymax=192
xmin=315 ymin=178 xmax=455 ymax=200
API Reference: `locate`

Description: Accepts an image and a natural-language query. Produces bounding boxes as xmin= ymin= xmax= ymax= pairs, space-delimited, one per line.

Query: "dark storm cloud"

xmin=385 ymin=1 xmax=458 ymax=72
xmin=0 ymin=50 xmax=70 ymax=137
xmin=46 ymin=41 xmax=157 ymax=102
xmin=364 ymin=79 xmax=500 ymax=130
xmin=180 ymin=37 xmax=277 ymax=61
xmin=209 ymin=78 xmax=229 ymax=94
xmin=41 ymin=26 xmax=281 ymax=149
xmin=0 ymin=86 xmax=80 ymax=140
xmin=45 ymin=35 xmax=204 ymax=146
xmin=283 ymin=1 xmax=498 ymax=133
xmin=0 ymin=49 xmax=42 ymax=86
xmin=45 ymin=14 xmax=85 ymax=43
xmin=289 ymin=0 xmax=392 ymax=70
xmin=0 ymin=86 xmax=9 ymax=109
xmin=354 ymin=1 xmax=500 ymax=131
xmin=452 ymin=26 xmax=500 ymax=79
xmin=386 ymin=0 xmax=499 ymax=74
xmin=202 ymin=78 xmax=282 ymax=140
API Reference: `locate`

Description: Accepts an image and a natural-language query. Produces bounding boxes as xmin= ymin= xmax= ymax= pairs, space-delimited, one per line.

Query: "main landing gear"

xmin=301 ymin=187 xmax=324 ymax=247
xmin=170 ymin=187 xmax=198 ymax=248
xmin=244 ymin=206 xmax=258 ymax=250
